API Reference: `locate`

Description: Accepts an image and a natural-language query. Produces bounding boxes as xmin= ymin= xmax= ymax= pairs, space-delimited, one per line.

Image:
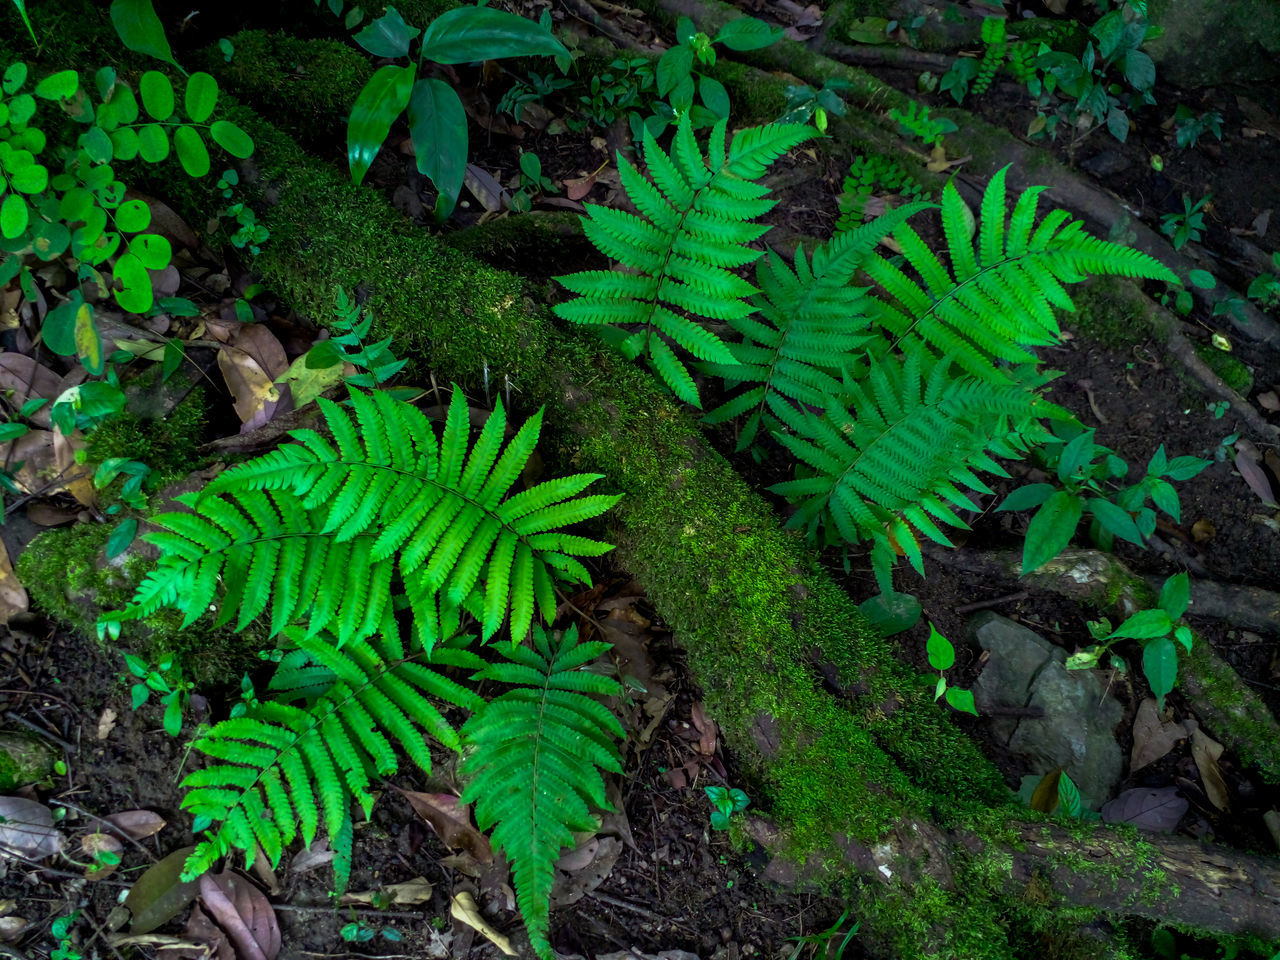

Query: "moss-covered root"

xmin=0 ymin=729 xmax=61 ymax=790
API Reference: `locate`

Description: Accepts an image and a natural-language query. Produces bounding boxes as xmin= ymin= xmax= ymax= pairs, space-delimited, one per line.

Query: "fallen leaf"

xmin=1260 ymin=391 xmax=1280 ymax=412
xmin=1100 ymin=787 xmax=1187 ymax=831
xmin=0 ymin=797 xmax=62 ymax=860
xmin=340 ymin=877 xmax=433 ymax=907
xmin=1234 ymin=439 xmax=1277 ymax=506
xmin=158 ymin=904 xmax=234 ymax=960
xmin=1130 ymin=698 xmax=1192 ymax=771
xmin=1265 ymin=810 xmax=1280 ymax=852
xmin=103 ymin=809 xmax=166 ymax=840
xmin=564 ymin=163 xmax=608 ymax=201
xmin=218 ymin=346 xmax=281 ymax=430
xmin=97 ymin=708 xmax=119 ymax=740
xmin=82 ymin=832 xmax=124 ymax=880
xmin=1191 ymin=518 xmax=1216 ymax=542
xmin=25 ymin=502 xmax=79 ymax=525
xmin=396 ymin=788 xmax=493 ymax=863
xmin=437 ymin=853 xmax=484 ymax=878
xmin=1029 ymin=769 xmax=1062 ymax=814
xmin=0 ymin=353 xmax=60 ymax=428
xmin=0 ymin=539 xmax=28 ymax=625
xmin=287 ymin=839 xmax=333 ymax=874
xmin=125 ymin=846 xmax=201 ymax=934
xmin=464 ymin=164 xmax=510 ymax=213
xmin=249 ymin=847 xmax=281 ymax=895
xmin=551 ymin=836 xmax=621 ymax=907
xmin=688 ymin=702 xmax=717 ymax=756
xmin=1253 ymin=208 xmax=1272 ymax=238
xmin=1190 ymin=727 xmax=1230 ymax=811
xmin=0 ymin=916 xmax=29 ymax=941
xmin=227 ymin=324 xmax=288 ymax=381
xmin=450 ymin=892 xmax=515 ymax=956
xmin=275 ymin=353 xmax=343 ymax=411
xmin=198 ymin=872 xmax=281 ymax=960
xmin=52 ymin=429 xmax=96 ymax=507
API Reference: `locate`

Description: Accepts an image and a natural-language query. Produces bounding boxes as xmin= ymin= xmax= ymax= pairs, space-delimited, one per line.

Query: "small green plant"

xmin=704 ymin=785 xmax=750 ymax=829
xmin=777 ymin=78 xmax=852 ymax=133
xmin=652 ymin=15 xmax=782 ymax=133
xmin=568 ymin=57 xmax=656 ymax=133
xmin=1173 ymin=105 xmax=1223 ymax=150
xmin=497 ymin=70 xmax=572 ymax=123
xmin=123 ymin=652 xmax=194 ymax=736
xmin=340 ymin=921 xmax=402 ymax=943
xmin=299 ymin=285 xmax=407 ymax=388
xmin=785 ymin=908 xmax=860 ymax=960
xmin=1067 ymin=573 xmax=1193 ymax=711
xmin=998 ymin=429 xmax=1210 ymax=572
xmin=218 ymin=170 xmax=269 ymax=255
xmin=509 ymin=151 xmax=558 ymax=214
xmin=888 ymin=100 xmax=957 ymax=147
xmin=926 ymin=624 xmax=977 ymax=715
xmin=1161 ymin=194 xmax=1209 ymax=250
xmin=1246 ymin=252 xmax=1280 ymax=310
xmin=835 ymin=154 xmax=932 ymax=230
xmin=49 ymin=912 xmax=81 ymax=960
xmin=345 ymin=4 xmax=570 ymax=218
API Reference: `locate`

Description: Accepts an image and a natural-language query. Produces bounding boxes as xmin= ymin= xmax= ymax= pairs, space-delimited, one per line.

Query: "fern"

xmin=180 ymin=617 xmax=485 ymax=893
xmin=971 ymin=16 xmax=1006 ymax=96
xmin=459 ymin=625 xmax=624 ymax=960
xmin=105 ymin=388 xmax=620 ymax=647
xmin=701 ymin=203 xmax=929 ymax=452
xmin=861 ymin=167 xmax=1179 ymax=385
xmin=554 ymin=115 xmax=814 ymax=407
xmin=835 ymin=154 xmax=933 ymax=230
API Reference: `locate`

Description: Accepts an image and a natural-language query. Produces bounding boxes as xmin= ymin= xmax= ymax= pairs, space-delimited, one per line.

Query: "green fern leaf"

xmin=459 ymin=625 xmax=624 ymax=960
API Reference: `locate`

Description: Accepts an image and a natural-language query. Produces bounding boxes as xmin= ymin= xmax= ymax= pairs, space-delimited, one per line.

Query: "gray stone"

xmin=1145 ymin=0 xmax=1280 ymax=89
xmin=968 ymin=612 xmax=1123 ymax=810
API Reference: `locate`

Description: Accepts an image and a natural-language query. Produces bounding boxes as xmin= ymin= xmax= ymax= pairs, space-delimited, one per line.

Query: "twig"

xmin=3 ymin=710 xmax=76 ymax=753
xmin=271 ymin=905 xmax=428 ymax=921
xmin=954 ymin=591 xmax=1028 ymax=615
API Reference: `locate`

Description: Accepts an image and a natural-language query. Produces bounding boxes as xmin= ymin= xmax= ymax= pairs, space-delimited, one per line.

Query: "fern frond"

xmin=180 ymin=621 xmax=485 ymax=892
xmin=459 ymin=626 xmax=624 ymax=960
xmin=108 ymin=389 xmax=620 ymax=647
xmin=863 ymin=165 xmax=1178 ymax=383
xmin=554 ymin=116 xmax=814 ymax=407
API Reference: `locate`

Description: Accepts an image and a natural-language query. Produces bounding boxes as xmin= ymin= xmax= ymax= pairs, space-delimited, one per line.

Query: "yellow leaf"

xmin=450 ymin=892 xmax=515 ymax=956
xmin=74 ymin=302 xmax=104 ymax=375
xmin=0 ymin=539 xmax=28 ymax=625
xmin=276 ymin=353 xmax=344 ymax=410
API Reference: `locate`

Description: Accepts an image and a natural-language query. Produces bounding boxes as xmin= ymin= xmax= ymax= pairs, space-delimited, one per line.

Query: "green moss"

xmin=16 ymin=523 xmax=262 ymax=686
xmin=86 ymin=385 xmax=209 ymax=492
xmin=1192 ymin=342 xmax=1253 ymax=396
xmin=442 ymin=211 xmax=588 ymax=278
xmin=1067 ymin=276 xmax=1161 ymax=349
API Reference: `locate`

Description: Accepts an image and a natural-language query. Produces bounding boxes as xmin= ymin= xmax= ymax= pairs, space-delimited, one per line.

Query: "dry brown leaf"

xmin=340 ymin=877 xmax=433 ymax=907
xmin=1190 ymin=727 xmax=1230 ymax=811
xmin=287 ymin=839 xmax=333 ymax=874
xmin=1191 ymin=518 xmax=1216 ymax=542
xmin=0 ymin=353 xmax=60 ymax=428
xmin=197 ymin=872 xmax=281 ymax=960
xmin=564 ymin=163 xmax=609 ymax=201
xmin=227 ymin=324 xmax=288 ymax=381
xmin=218 ymin=347 xmax=281 ymax=431
xmin=1029 ymin=768 xmax=1062 ymax=814
xmin=0 ymin=539 xmax=28 ymax=625
xmin=52 ymin=430 xmax=96 ymax=507
xmin=551 ymin=837 xmax=621 ymax=907
xmin=103 ymin=809 xmax=165 ymax=840
xmin=464 ymin=164 xmax=510 ymax=213
xmin=249 ymin=847 xmax=280 ymax=896
xmin=97 ymin=708 xmax=119 ymax=740
xmin=450 ymin=892 xmax=516 ymax=956
xmin=125 ymin=846 xmax=201 ymax=934
xmin=396 ymin=788 xmax=494 ymax=863
xmin=157 ymin=904 xmax=235 ymax=960
xmin=1130 ymin=698 xmax=1192 ymax=771
xmin=0 ymin=798 xmax=62 ymax=860
xmin=0 ymin=916 xmax=28 ymax=942
xmin=25 ymin=502 xmax=79 ymax=525
xmin=82 ymin=832 xmax=124 ymax=880
xmin=1234 ymin=439 xmax=1278 ymax=506
xmin=688 ymin=702 xmax=717 ymax=756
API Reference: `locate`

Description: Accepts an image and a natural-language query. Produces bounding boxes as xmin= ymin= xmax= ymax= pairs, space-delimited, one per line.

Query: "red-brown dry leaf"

xmin=395 ymin=788 xmax=493 ymax=863
xmin=103 ymin=810 xmax=166 ymax=841
xmin=689 ymin=702 xmax=718 ymax=756
xmin=1130 ymin=699 xmax=1193 ymax=772
xmin=1101 ymin=787 xmax=1187 ymax=831
xmin=1234 ymin=439 xmax=1278 ymax=505
xmin=1190 ymin=727 xmax=1231 ymax=811
xmin=0 ymin=539 xmax=28 ymax=625
xmin=0 ymin=353 xmax=60 ymax=428
xmin=197 ymin=871 xmax=281 ymax=960
xmin=162 ymin=904 xmax=234 ymax=960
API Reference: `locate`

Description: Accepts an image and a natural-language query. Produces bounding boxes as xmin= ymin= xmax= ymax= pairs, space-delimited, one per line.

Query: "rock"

xmin=1080 ymin=150 xmax=1131 ymax=178
xmin=1145 ymin=0 xmax=1280 ymax=88
xmin=968 ymin=612 xmax=1123 ymax=810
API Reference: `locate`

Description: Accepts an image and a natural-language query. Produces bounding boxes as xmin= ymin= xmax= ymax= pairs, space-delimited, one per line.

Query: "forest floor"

xmin=1 ymin=0 xmax=1279 ymax=958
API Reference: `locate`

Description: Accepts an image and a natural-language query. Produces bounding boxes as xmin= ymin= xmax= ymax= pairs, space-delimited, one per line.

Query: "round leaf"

xmin=128 ymin=233 xmax=171 ymax=270
xmin=43 ymin=293 xmax=86 ymax=356
xmin=348 ymin=64 xmax=416 ymax=187
xmin=406 ymin=78 xmax=466 ymax=211
xmin=8 ymin=94 xmax=35 ymax=126
xmin=111 ymin=127 xmax=141 ymax=162
xmin=34 ymin=69 xmax=78 ymax=100
xmin=10 ymin=162 xmax=48 ymax=194
xmin=0 ymin=193 xmax=28 ymax=240
xmin=173 ymin=125 xmax=210 ymax=177
xmin=857 ymin=591 xmax=922 ymax=635
xmin=714 ymin=17 xmax=782 ymax=51
xmin=31 ymin=220 xmax=69 ymax=260
xmin=209 ymin=120 xmax=254 ymax=159
xmin=1188 ymin=269 xmax=1216 ymax=290
xmin=80 ymin=125 xmax=114 ymax=164
xmin=416 ymin=7 xmax=570 ymax=64
xmin=112 ymin=252 xmax=154 ymax=313
xmin=116 ymin=198 xmax=151 ymax=233
xmin=2 ymin=63 xmax=27 ymax=95
xmin=140 ymin=71 xmax=175 ymax=121
xmin=184 ymin=72 xmax=218 ymax=123
xmin=137 ymin=123 xmax=170 ymax=163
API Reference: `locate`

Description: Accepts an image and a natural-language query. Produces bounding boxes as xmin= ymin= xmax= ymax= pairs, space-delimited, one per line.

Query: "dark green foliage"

xmin=972 ymin=16 xmax=1006 ymax=96
xmin=835 ymin=154 xmax=933 ymax=231
xmin=181 ymin=618 xmax=485 ymax=890
xmin=460 ymin=625 xmax=624 ymax=960
xmin=553 ymin=115 xmax=814 ymax=407
xmin=105 ymin=389 xmax=619 ymax=648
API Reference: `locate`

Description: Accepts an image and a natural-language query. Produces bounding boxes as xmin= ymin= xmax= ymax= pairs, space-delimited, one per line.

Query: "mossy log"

xmin=0 ymin=729 xmax=61 ymax=790
xmin=4 ymin=6 xmax=1279 ymax=955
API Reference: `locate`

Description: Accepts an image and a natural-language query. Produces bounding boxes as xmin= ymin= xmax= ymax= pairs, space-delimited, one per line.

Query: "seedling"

xmin=785 ymin=908 xmax=860 ymax=960
xmin=1173 ymin=105 xmax=1223 ymax=150
xmin=705 ymin=785 xmax=750 ymax=830
xmin=123 ymin=653 xmax=194 ymax=736
xmin=926 ymin=624 xmax=977 ymax=715
xmin=1161 ymin=194 xmax=1209 ymax=250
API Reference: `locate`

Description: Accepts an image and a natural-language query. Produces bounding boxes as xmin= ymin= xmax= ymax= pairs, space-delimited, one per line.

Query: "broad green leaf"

xmin=0 ymin=194 xmax=28 ymax=239
xmin=43 ymin=293 xmax=87 ymax=356
xmin=8 ymin=93 xmax=35 ymax=125
xmin=31 ymin=219 xmax=69 ymax=259
xmin=80 ymin=126 xmax=114 ymax=163
xmin=1112 ymin=608 xmax=1173 ymax=640
xmin=944 ymin=686 xmax=978 ymax=716
xmin=1085 ymin=497 xmax=1143 ymax=546
xmin=129 ymin=233 xmax=171 ymax=270
xmin=2 ymin=63 xmax=27 ymax=95
xmin=1056 ymin=429 xmax=1095 ymax=483
xmin=140 ymin=71 xmax=175 ymax=120
xmin=713 ymin=17 xmax=782 ymax=51
xmin=417 ymin=7 xmax=569 ymax=64
xmin=74 ymin=301 xmax=105 ymax=375
xmin=857 ymin=591 xmax=921 ymax=635
xmin=354 ymin=6 xmax=420 ymax=58
xmin=113 ymin=252 xmax=154 ymax=313
xmin=116 ymin=198 xmax=151 ymax=234
xmin=1123 ymin=49 xmax=1155 ymax=91
xmin=925 ymin=624 xmax=954 ymax=671
xmin=1057 ymin=771 xmax=1082 ymax=818
xmin=996 ymin=482 xmax=1054 ymax=512
xmin=209 ymin=120 xmax=254 ymax=158
xmin=1157 ymin=572 xmax=1190 ymax=620
xmin=95 ymin=66 xmax=118 ymax=100
xmin=0 ymin=422 xmax=28 ymax=442
xmin=698 ymin=75 xmax=729 ymax=118
xmin=1142 ymin=636 xmax=1178 ymax=711
xmin=106 ymin=517 xmax=138 ymax=559
xmin=1022 ymin=490 xmax=1083 ymax=572
xmin=173 ymin=125 xmax=210 ymax=177
xmin=1188 ymin=269 xmax=1216 ymax=290
xmin=406 ymin=78 xmax=466 ymax=213
xmin=1162 ymin=455 xmax=1209 ymax=481
xmin=1174 ymin=625 xmax=1193 ymax=653
xmin=656 ymin=44 xmax=694 ymax=97
xmin=33 ymin=69 xmax=78 ymax=100
xmin=1106 ymin=107 xmax=1129 ymax=143
xmin=1090 ymin=11 xmax=1125 ymax=60
xmin=184 ymin=72 xmax=218 ymax=123
xmin=10 ymin=162 xmax=48 ymax=194
xmin=110 ymin=0 xmax=183 ymax=72
xmin=348 ymin=64 xmax=415 ymax=186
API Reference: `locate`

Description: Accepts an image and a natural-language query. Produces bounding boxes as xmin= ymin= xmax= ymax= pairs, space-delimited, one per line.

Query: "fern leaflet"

xmin=554 ymin=115 xmax=814 ymax=407
xmin=459 ymin=625 xmax=624 ymax=960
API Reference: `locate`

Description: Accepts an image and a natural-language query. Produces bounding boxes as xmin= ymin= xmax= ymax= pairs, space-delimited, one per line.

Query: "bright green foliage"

xmin=925 ymin=624 xmax=977 ymax=716
xmin=835 ymin=154 xmax=932 ymax=231
xmin=104 ymin=389 xmax=619 ymax=647
xmin=972 ymin=16 xmax=1006 ymax=96
xmin=181 ymin=619 xmax=485 ymax=892
xmin=554 ymin=116 xmax=814 ymax=407
xmin=888 ymin=100 xmax=957 ymax=147
xmin=459 ymin=625 xmax=624 ymax=960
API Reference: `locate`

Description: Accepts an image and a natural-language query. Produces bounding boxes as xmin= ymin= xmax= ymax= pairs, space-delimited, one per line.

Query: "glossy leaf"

xmin=1112 ymin=608 xmax=1173 ymax=640
xmin=347 ymin=65 xmax=415 ymax=186
xmin=1086 ymin=497 xmax=1143 ymax=546
xmin=857 ymin=591 xmax=921 ymax=635
xmin=656 ymin=44 xmax=693 ymax=97
xmin=116 ymin=198 xmax=151 ymax=233
xmin=138 ymin=123 xmax=170 ymax=162
xmin=0 ymin=194 xmax=28 ymax=239
xmin=81 ymin=126 xmax=114 ymax=164
xmin=210 ymin=120 xmax=254 ymax=159
xmin=174 ymin=125 xmax=210 ymax=177
xmin=74 ymin=302 xmax=105 ymax=375
xmin=1057 ymin=771 xmax=1082 ymax=818
xmin=944 ymin=686 xmax=977 ymax=716
xmin=714 ymin=17 xmax=783 ymax=51
xmin=184 ymin=72 xmax=218 ymax=123
xmin=113 ymin=253 xmax=154 ymax=313
xmin=925 ymin=624 xmax=954 ymax=671
xmin=34 ymin=69 xmax=78 ymax=100
xmin=110 ymin=0 xmax=183 ymax=72
xmin=129 ymin=233 xmax=172 ymax=270
xmin=354 ymin=6 xmax=420 ymax=58
xmin=140 ymin=71 xmax=175 ymax=120
xmin=416 ymin=7 xmax=569 ymax=64
xmin=1142 ymin=636 xmax=1178 ymax=711
xmin=698 ymin=75 xmax=730 ymax=118
xmin=997 ymin=482 xmax=1054 ymax=512
xmin=407 ymin=78 xmax=466 ymax=215
xmin=1157 ymin=572 xmax=1190 ymax=620
xmin=107 ymin=518 xmax=139 ymax=559
xmin=1022 ymin=490 xmax=1083 ymax=572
